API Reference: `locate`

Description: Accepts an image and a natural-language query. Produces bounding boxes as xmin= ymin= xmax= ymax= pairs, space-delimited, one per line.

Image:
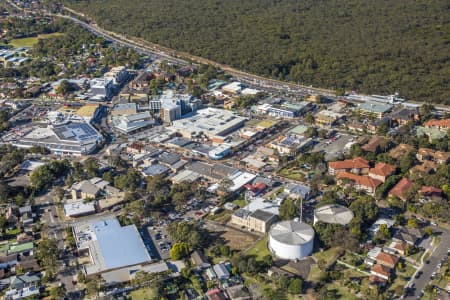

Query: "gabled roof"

xmin=388 ymin=143 xmax=414 ymax=159
xmin=191 ymin=250 xmax=210 ymax=267
xmin=337 ymin=172 xmax=382 ymax=188
xmin=371 ymin=264 xmax=391 ymax=277
xmin=391 ymin=107 xmax=418 ymax=118
xmin=392 ymin=241 xmax=407 ymax=252
xmin=329 ymin=157 xmax=370 ymax=170
xmin=369 ymin=274 xmax=387 ymax=284
xmin=420 ymin=186 xmax=442 ymax=195
xmin=388 ymin=178 xmax=414 ymax=199
xmin=369 ymin=163 xmax=396 ymax=177
xmin=375 ymin=252 xmax=399 ymax=266
xmin=362 ymin=136 xmax=389 ymax=153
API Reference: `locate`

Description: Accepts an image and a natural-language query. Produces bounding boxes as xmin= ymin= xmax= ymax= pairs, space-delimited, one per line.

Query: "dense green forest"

xmin=63 ymin=0 xmax=450 ymax=104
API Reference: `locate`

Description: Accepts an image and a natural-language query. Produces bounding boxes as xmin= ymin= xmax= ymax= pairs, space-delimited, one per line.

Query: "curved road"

xmin=7 ymin=0 xmax=336 ymax=97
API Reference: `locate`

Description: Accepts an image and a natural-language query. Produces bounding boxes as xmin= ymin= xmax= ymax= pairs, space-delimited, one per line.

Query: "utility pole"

xmin=299 ymin=197 xmax=303 ymax=223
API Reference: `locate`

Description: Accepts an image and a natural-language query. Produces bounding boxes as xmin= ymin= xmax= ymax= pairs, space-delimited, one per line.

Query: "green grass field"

xmin=9 ymin=33 xmax=64 ymax=48
xmin=130 ymin=287 xmax=158 ymax=300
xmin=245 ymin=235 xmax=270 ymax=261
xmin=314 ymin=247 xmax=343 ymax=268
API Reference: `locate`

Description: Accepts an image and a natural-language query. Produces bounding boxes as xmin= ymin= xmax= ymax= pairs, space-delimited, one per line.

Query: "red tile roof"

xmin=420 ymin=186 xmax=442 ymax=195
xmin=244 ymin=182 xmax=267 ymax=193
xmin=424 ymin=118 xmax=450 ymax=129
xmin=371 ymin=264 xmax=391 ymax=277
xmin=369 ymin=163 xmax=396 ymax=177
xmin=369 ymin=274 xmax=387 ymax=284
xmin=393 ymin=241 xmax=407 ymax=252
xmin=206 ymin=289 xmax=227 ymax=300
xmin=337 ymin=172 xmax=382 ymax=188
xmin=388 ymin=178 xmax=414 ymax=200
xmin=375 ymin=252 xmax=399 ymax=267
xmin=329 ymin=157 xmax=370 ymax=170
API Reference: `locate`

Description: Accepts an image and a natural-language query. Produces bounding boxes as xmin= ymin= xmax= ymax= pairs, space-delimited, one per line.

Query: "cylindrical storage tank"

xmin=268 ymin=220 xmax=314 ymax=260
xmin=313 ymin=204 xmax=354 ymax=226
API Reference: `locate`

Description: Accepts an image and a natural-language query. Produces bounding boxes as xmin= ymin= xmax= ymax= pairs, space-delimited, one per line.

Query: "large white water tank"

xmin=313 ymin=204 xmax=354 ymax=226
xmin=268 ymin=220 xmax=314 ymax=260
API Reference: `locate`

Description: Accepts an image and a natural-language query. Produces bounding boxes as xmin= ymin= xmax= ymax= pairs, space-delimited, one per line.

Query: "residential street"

xmin=405 ymin=227 xmax=450 ymax=299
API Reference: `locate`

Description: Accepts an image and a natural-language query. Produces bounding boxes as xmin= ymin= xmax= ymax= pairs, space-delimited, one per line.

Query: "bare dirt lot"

xmin=204 ymin=220 xmax=261 ymax=251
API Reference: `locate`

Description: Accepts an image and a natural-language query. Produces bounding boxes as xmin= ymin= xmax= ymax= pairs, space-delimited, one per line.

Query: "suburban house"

xmin=375 ymin=252 xmax=399 ymax=269
xmin=328 ymin=157 xmax=370 ymax=175
xmin=206 ymin=288 xmax=227 ymax=300
xmin=370 ymin=264 xmax=391 ymax=281
xmin=393 ymin=227 xmax=424 ymax=246
xmin=190 ymin=250 xmax=211 ymax=270
xmin=336 ymin=172 xmax=382 ymax=196
xmin=419 ymin=186 xmax=443 ymax=200
xmin=416 ymin=148 xmax=450 ymax=164
xmin=361 ymin=136 xmax=390 ymax=153
xmin=284 ymin=183 xmax=311 ymax=200
xmin=368 ymin=163 xmax=396 ymax=182
xmin=225 ymin=284 xmax=252 ymax=300
xmin=409 ymin=161 xmax=437 ymax=176
xmin=388 ymin=144 xmax=414 ymax=160
xmin=387 ymin=241 xmax=408 ymax=256
xmin=388 ymin=178 xmax=414 ymax=201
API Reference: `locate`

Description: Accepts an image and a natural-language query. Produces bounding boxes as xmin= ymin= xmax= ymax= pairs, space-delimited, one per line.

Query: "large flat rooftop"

xmin=169 ymin=107 xmax=246 ymax=138
xmin=74 ymin=218 xmax=151 ymax=275
xmin=14 ymin=121 xmax=102 ymax=155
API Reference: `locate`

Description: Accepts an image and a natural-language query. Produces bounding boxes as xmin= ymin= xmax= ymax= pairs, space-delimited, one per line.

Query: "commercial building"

xmin=268 ymin=221 xmax=314 ymax=260
xmin=104 ymin=66 xmax=129 ymax=85
xmin=269 ymin=135 xmax=313 ymax=155
xmin=112 ymin=112 xmax=155 ymax=134
xmin=358 ymin=102 xmax=393 ymax=118
xmin=208 ymin=144 xmax=232 ymax=160
xmin=221 ymin=82 xmax=245 ymax=95
xmin=257 ymin=101 xmax=312 ymax=118
xmin=169 ymin=108 xmax=246 ymax=139
xmin=14 ymin=121 xmax=103 ymax=156
xmin=231 ymin=209 xmax=278 ymax=233
xmin=64 ymin=201 xmax=96 ymax=218
xmin=111 ymin=103 xmax=137 ymax=116
xmin=73 ymin=218 xmax=152 ymax=276
xmin=313 ymin=204 xmax=354 ymax=225
xmin=149 ymin=90 xmax=201 ymax=122
xmin=315 ymin=110 xmax=345 ymax=126
xmin=89 ymin=78 xmax=114 ymax=101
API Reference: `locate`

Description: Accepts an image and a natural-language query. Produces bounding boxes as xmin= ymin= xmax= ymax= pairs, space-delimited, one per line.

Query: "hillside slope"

xmin=64 ymin=0 xmax=450 ymax=104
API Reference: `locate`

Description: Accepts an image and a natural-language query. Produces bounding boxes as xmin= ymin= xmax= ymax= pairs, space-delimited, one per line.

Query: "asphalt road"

xmin=405 ymin=228 xmax=450 ymax=299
